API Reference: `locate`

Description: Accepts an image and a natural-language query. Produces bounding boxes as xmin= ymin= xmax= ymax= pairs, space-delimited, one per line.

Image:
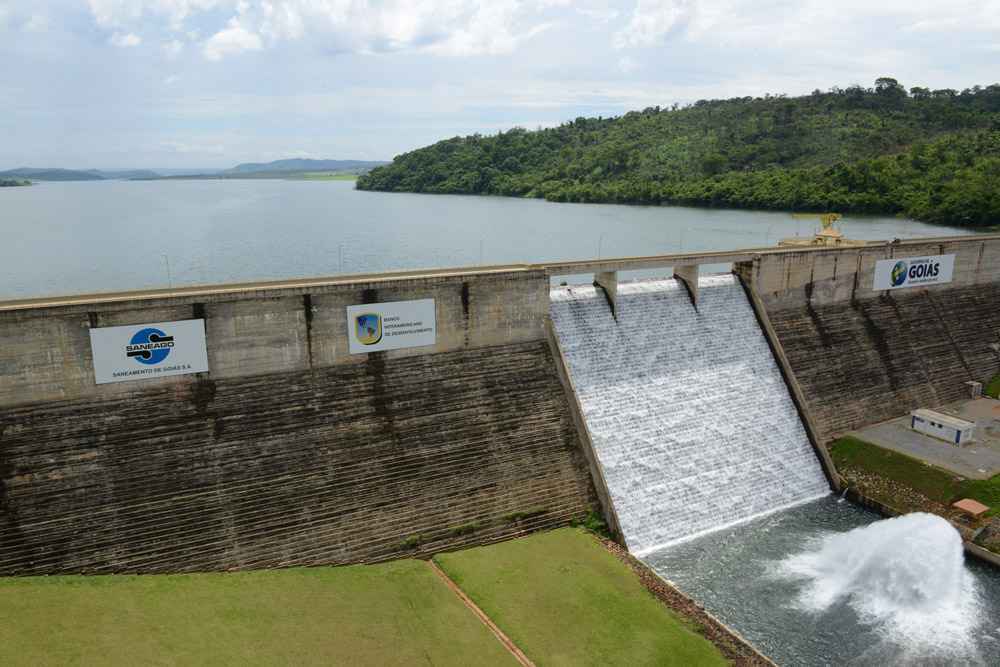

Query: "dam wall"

xmin=738 ymin=235 xmax=1000 ymax=442
xmin=4 ymin=233 xmax=1000 ymax=573
xmin=0 ymin=269 xmax=596 ymax=574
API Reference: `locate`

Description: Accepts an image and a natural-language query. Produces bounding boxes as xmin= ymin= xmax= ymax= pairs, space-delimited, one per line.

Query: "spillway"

xmin=550 ymin=274 xmax=830 ymax=554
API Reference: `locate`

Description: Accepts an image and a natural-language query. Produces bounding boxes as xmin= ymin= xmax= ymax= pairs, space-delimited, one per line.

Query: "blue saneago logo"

xmin=126 ymin=327 xmax=175 ymax=365
xmin=891 ymin=260 xmax=908 ymax=287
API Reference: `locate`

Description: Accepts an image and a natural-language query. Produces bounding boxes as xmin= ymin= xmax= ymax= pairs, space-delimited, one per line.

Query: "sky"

xmin=2 ymin=0 xmax=1000 ymax=169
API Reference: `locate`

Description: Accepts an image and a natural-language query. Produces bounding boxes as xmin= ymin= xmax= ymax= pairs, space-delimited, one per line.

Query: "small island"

xmin=0 ymin=179 xmax=31 ymax=187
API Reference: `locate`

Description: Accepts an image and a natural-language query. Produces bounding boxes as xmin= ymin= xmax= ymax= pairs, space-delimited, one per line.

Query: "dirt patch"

xmin=597 ymin=535 xmax=775 ymax=667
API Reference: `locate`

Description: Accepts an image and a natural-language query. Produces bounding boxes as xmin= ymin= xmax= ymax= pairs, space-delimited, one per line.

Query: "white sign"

xmin=89 ymin=319 xmax=209 ymax=384
xmin=346 ymin=299 xmax=436 ymax=354
xmin=873 ymin=254 xmax=955 ymax=290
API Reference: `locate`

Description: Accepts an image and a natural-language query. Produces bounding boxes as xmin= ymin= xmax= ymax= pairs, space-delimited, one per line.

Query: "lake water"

xmin=0 ymin=179 xmax=979 ymax=300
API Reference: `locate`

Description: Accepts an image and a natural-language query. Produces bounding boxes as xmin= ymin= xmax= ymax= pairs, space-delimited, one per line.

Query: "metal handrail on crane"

xmin=780 ymin=212 xmax=865 ymax=247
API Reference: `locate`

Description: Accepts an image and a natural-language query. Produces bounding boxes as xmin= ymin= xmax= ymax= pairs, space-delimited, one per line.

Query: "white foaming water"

xmin=550 ymin=275 xmax=830 ymax=554
xmin=780 ymin=513 xmax=982 ymax=660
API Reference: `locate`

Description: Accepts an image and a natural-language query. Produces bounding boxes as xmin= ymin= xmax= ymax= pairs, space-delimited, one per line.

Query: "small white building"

xmin=910 ymin=409 xmax=976 ymax=445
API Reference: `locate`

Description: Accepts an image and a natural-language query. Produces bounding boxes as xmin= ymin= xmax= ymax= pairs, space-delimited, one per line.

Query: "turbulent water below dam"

xmin=550 ymin=274 xmax=829 ymax=553
xmin=646 ymin=498 xmax=1000 ymax=666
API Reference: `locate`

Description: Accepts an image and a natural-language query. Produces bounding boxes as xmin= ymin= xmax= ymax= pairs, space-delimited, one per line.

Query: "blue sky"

xmin=2 ymin=0 xmax=999 ymax=168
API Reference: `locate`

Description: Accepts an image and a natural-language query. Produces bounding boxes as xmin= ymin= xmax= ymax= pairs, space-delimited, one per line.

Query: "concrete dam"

xmin=2 ymin=234 xmax=999 ymax=575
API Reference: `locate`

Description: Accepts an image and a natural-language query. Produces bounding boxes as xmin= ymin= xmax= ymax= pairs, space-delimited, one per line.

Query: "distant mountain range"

xmin=0 ymin=168 xmax=105 ymax=181
xmin=0 ymin=158 xmax=387 ymax=182
xmin=0 ymin=167 xmax=167 ymax=181
xmin=224 ymin=159 xmax=386 ymax=174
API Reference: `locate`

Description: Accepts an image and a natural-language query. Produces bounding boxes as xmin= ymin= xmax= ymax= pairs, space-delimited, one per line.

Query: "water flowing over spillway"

xmin=550 ymin=274 xmax=830 ymax=553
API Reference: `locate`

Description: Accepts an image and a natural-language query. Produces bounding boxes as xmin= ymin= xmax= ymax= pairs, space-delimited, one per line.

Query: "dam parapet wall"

xmin=0 ymin=268 xmax=596 ymax=575
xmin=737 ymin=235 xmax=1000 ymax=311
xmin=0 ymin=267 xmax=550 ymax=409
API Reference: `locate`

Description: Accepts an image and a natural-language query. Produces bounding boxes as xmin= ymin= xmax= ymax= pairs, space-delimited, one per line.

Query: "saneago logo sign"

xmin=874 ymin=254 xmax=954 ymax=291
xmin=126 ymin=327 xmax=175 ymax=365
xmin=355 ymin=313 xmax=382 ymax=345
xmin=89 ymin=319 xmax=209 ymax=385
xmin=891 ymin=260 xmax=908 ymax=287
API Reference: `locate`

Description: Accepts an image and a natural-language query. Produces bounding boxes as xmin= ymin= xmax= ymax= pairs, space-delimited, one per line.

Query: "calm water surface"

xmin=0 ymin=179 xmax=979 ymax=299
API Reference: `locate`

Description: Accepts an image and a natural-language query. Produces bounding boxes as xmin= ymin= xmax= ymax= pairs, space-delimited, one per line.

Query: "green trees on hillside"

xmin=358 ymin=80 xmax=1000 ymax=227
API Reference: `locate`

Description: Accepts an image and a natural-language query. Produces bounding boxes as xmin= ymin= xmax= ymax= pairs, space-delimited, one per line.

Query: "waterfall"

xmin=550 ymin=274 xmax=830 ymax=554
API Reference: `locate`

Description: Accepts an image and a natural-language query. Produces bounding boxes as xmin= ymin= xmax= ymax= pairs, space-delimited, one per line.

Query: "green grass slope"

xmin=0 ymin=560 xmax=515 ymax=667
xmin=359 ymin=78 xmax=1000 ymax=227
xmin=435 ymin=527 xmax=728 ymax=667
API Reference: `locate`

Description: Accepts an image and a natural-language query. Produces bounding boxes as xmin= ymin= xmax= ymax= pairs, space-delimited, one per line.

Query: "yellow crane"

xmin=779 ymin=212 xmax=867 ymax=248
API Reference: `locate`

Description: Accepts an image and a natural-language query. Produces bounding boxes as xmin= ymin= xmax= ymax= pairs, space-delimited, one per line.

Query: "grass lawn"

xmin=0 ymin=559 xmax=515 ymax=667
xmin=435 ymin=527 xmax=728 ymax=667
xmin=831 ymin=435 xmax=1000 ymax=515
xmin=986 ymin=374 xmax=1000 ymax=399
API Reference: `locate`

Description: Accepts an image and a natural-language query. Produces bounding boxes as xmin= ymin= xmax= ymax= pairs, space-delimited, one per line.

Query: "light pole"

xmin=163 ymin=254 xmax=172 ymax=288
xmin=764 ymin=223 xmax=776 ymax=246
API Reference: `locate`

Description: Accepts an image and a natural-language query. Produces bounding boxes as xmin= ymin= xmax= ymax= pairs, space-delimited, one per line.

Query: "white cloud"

xmin=424 ymin=4 xmax=554 ymax=56
xmin=88 ymin=0 xmax=226 ymax=29
xmin=613 ymin=0 xmax=1000 ymax=52
xmin=203 ymin=19 xmax=262 ymax=60
xmin=110 ymin=31 xmax=142 ymax=46
xmin=86 ymin=1 xmax=561 ymax=59
xmin=618 ymin=56 xmax=639 ymax=73
xmin=614 ymin=0 xmax=689 ymax=49
xmin=23 ymin=13 xmax=49 ymax=32
xmin=163 ymin=38 xmax=184 ymax=57
xmin=164 ymin=74 xmax=180 ymax=84
xmin=578 ymin=7 xmax=620 ymax=23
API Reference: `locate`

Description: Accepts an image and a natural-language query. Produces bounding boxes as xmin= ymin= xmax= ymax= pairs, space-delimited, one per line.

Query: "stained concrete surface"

xmin=852 ymin=398 xmax=1000 ymax=479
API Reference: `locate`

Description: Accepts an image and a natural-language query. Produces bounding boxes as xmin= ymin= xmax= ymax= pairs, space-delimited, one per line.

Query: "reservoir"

xmin=0 ymin=179 xmax=978 ymax=300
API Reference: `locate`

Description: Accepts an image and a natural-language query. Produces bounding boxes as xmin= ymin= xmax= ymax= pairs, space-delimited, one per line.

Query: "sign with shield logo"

xmin=355 ymin=313 xmax=382 ymax=346
xmin=346 ymin=299 xmax=436 ymax=354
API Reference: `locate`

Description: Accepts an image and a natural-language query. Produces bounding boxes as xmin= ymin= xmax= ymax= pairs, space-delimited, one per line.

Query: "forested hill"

xmin=357 ymin=79 xmax=1000 ymax=227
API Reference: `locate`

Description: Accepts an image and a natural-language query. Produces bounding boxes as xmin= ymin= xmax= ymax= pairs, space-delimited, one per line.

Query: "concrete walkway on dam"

xmin=1 ymin=231 xmax=991 ymax=312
